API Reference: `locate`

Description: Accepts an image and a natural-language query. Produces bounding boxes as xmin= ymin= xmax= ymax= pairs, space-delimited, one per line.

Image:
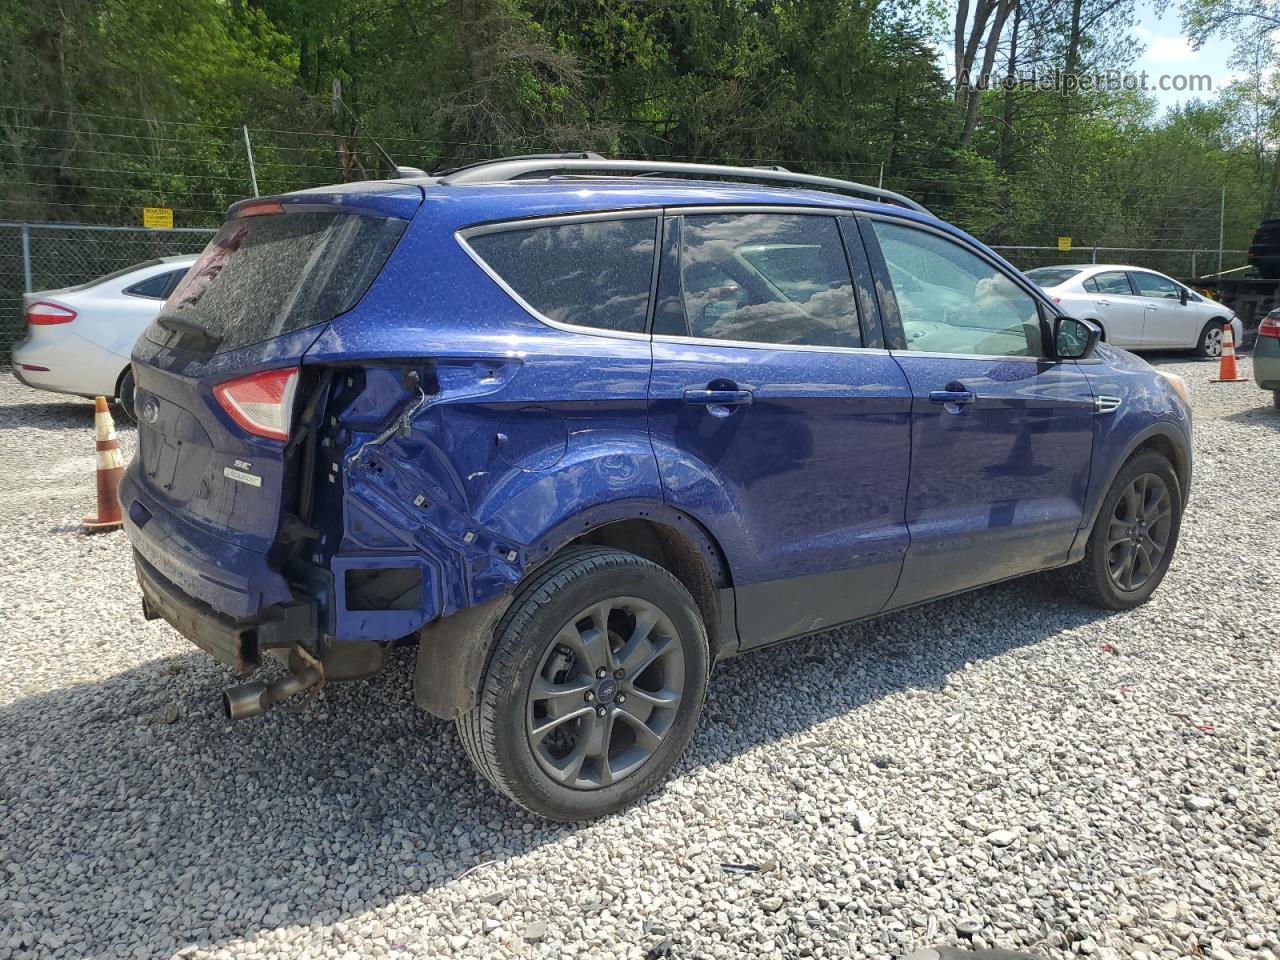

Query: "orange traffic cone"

xmin=82 ymin=396 xmax=125 ymax=532
xmin=1211 ymin=323 xmax=1248 ymax=383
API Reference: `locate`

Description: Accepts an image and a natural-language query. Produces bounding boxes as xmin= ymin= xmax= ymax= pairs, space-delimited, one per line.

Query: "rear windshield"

xmin=1025 ymin=267 xmax=1083 ymax=287
xmin=149 ymin=210 xmax=405 ymax=353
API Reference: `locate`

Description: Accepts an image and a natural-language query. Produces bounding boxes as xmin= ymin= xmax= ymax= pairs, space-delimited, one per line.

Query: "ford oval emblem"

xmin=141 ymin=397 xmax=160 ymax=424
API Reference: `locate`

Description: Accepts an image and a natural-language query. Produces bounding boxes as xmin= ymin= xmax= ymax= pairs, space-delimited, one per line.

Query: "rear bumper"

xmin=136 ymin=550 xmax=261 ymax=673
xmin=12 ymin=331 xmax=125 ymax=397
xmin=120 ymin=460 xmax=294 ymax=620
xmin=135 ymin=549 xmax=319 ymax=674
xmin=1253 ymin=337 xmax=1280 ymax=390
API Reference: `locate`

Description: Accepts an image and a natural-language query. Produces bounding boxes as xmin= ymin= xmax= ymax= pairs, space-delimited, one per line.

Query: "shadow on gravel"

xmin=0 ymin=400 xmax=99 ymax=429
xmin=1223 ymin=405 xmax=1280 ymax=430
xmin=0 ymin=578 xmax=1109 ymax=957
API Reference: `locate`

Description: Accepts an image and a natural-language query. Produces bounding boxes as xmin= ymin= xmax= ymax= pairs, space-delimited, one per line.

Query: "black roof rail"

xmin=436 ymin=157 xmax=930 ymax=215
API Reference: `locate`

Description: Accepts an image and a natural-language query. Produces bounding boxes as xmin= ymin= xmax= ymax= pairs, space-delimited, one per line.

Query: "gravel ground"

xmin=1 ymin=355 xmax=1278 ymax=960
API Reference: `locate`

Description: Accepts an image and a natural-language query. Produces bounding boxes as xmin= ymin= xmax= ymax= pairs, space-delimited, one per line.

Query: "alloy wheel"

xmin=1204 ymin=326 xmax=1224 ymax=357
xmin=1105 ymin=472 xmax=1173 ymax=591
xmin=526 ymin=597 xmax=686 ymax=789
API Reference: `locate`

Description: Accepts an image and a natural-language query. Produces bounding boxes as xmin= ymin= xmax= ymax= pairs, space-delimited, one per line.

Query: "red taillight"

xmin=1260 ymin=315 xmax=1280 ymax=339
xmin=26 ymin=301 xmax=76 ymax=325
xmin=213 ymin=368 xmax=299 ymax=442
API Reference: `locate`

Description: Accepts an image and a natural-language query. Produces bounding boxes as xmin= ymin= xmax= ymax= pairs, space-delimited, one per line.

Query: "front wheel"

xmin=457 ymin=547 xmax=710 ymax=821
xmin=1196 ymin=321 xmax=1226 ymax=359
xmin=1057 ymin=451 xmax=1182 ymax=609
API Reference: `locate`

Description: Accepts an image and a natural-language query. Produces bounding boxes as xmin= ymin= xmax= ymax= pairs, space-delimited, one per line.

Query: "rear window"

xmin=465 ymin=217 xmax=657 ymax=334
xmin=150 ymin=211 xmax=405 ymax=353
xmin=1025 ymin=267 xmax=1083 ymax=287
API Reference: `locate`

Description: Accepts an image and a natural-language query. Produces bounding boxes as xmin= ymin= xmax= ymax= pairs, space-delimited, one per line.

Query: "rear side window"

xmin=125 ymin=268 xmax=188 ymax=300
xmin=1025 ymin=267 xmax=1083 ymax=287
xmin=153 ymin=211 xmax=405 ymax=353
xmin=654 ymin=213 xmax=860 ymax=348
xmin=1086 ymin=271 xmax=1133 ymax=295
xmin=466 ymin=218 xmax=657 ymax=334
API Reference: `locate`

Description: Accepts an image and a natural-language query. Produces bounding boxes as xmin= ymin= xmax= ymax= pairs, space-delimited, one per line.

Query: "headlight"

xmin=1158 ymin=370 xmax=1189 ymax=405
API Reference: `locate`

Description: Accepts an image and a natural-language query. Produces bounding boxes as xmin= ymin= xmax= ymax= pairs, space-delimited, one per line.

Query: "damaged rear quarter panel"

xmin=304 ymin=216 xmax=662 ymax=642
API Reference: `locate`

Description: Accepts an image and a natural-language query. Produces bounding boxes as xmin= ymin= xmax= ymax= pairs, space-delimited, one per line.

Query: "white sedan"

xmin=12 ymin=256 xmax=196 ymax=420
xmin=1025 ymin=264 xmax=1243 ymax=357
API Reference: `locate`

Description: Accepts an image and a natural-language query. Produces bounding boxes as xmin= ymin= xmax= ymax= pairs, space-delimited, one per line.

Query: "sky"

xmin=935 ymin=0 xmax=1246 ymax=116
xmin=1130 ymin=0 xmax=1240 ymax=113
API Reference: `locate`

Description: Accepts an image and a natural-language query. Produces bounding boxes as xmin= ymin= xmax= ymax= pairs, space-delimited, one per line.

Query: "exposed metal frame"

xmin=437 ymin=158 xmax=931 ymax=216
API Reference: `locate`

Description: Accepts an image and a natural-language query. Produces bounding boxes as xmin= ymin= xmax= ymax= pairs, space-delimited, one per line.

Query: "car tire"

xmin=1196 ymin=321 xmax=1226 ymax=358
xmin=1057 ymin=450 xmax=1182 ymax=610
xmin=115 ymin=367 xmax=137 ymax=423
xmin=456 ymin=546 xmax=710 ymax=821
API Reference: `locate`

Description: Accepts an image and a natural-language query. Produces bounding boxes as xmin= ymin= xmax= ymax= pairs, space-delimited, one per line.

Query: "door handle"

xmin=1145 ymin=304 xmax=1158 ymax=311
xmin=1097 ymin=299 xmax=1111 ymax=305
xmin=928 ymin=389 xmax=975 ymax=405
xmin=683 ymin=388 xmax=753 ymax=407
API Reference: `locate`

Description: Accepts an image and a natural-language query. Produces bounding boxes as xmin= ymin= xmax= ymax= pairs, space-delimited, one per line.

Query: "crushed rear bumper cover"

xmin=135 ymin=549 xmax=317 ymax=675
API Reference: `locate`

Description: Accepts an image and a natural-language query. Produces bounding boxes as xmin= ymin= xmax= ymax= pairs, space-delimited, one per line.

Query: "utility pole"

xmin=1218 ymin=185 xmax=1226 ymax=273
xmin=878 ymin=162 xmax=884 ymax=189
xmin=242 ymin=125 xmax=260 ymax=198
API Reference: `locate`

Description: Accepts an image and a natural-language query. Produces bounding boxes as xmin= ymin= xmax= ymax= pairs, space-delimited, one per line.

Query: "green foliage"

xmin=0 ymin=0 xmax=1274 ymax=258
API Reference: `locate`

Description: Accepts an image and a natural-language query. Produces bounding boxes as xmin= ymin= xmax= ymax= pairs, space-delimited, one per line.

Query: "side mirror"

xmin=1179 ymin=288 xmax=1189 ymax=305
xmin=1054 ymin=315 xmax=1100 ymax=360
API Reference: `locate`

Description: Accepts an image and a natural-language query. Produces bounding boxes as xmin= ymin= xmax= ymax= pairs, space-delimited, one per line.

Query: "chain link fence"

xmin=1 ymin=222 xmax=216 ymax=357
xmin=0 ymin=220 xmax=1252 ymax=361
xmin=988 ymin=245 xmax=1248 ymax=278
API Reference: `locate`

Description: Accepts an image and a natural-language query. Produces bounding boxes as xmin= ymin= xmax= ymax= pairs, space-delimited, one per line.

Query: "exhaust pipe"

xmin=222 ymin=661 xmax=323 ymax=721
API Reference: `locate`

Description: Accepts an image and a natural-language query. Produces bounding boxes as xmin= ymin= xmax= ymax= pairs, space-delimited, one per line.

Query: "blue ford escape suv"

xmin=123 ymin=156 xmax=1192 ymax=820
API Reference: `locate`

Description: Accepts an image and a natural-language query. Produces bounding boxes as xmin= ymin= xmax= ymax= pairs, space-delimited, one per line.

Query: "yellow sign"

xmin=142 ymin=207 xmax=174 ymax=229
xmin=1057 ymin=236 xmax=1072 ymax=252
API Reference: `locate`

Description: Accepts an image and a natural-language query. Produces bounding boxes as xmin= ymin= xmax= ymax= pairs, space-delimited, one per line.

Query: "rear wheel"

xmin=115 ymin=367 xmax=137 ymax=423
xmin=1196 ymin=321 xmax=1226 ymax=358
xmin=1058 ymin=451 xmax=1182 ymax=609
xmin=457 ymin=547 xmax=710 ymax=821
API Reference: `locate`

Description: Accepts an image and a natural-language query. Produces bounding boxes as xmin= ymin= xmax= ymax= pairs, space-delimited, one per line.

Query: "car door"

xmin=1129 ymin=270 xmax=1193 ymax=347
xmin=647 ymin=208 xmax=913 ymax=650
xmin=856 ymin=215 xmax=1096 ymax=609
xmin=1084 ymin=270 xmax=1147 ymax=346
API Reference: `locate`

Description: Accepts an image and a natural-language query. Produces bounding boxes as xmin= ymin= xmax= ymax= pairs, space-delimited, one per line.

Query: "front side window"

xmin=1131 ymin=271 xmax=1180 ymax=299
xmin=655 ymin=213 xmax=860 ymax=348
xmin=466 ymin=217 xmax=657 ymax=334
xmin=871 ymin=220 xmax=1042 ymax=357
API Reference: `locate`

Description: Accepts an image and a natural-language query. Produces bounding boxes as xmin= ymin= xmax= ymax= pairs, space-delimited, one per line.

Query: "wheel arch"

xmin=414 ymin=501 xmax=737 ymax=721
xmin=1067 ymin=421 xmax=1192 ymax=564
xmin=113 ymin=362 xmax=133 ymax=397
xmin=562 ymin=513 xmax=733 ymax=659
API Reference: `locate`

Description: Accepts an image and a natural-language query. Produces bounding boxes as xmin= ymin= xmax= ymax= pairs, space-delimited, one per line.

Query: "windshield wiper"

xmin=157 ymin=315 xmax=222 ymax=352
